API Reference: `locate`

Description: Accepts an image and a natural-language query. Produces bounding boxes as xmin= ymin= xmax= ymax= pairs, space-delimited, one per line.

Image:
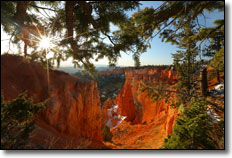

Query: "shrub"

xmin=102 ymin=125 xmax=113 ymax=142
xmin=161 ymin=98 xmax=221 ymax=149
xmin=1 ymin=92 xmax=45 ymax=149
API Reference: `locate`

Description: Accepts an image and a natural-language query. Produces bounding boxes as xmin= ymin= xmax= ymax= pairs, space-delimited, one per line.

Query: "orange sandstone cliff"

xmin=1 ymin=54 xmax=104 ymax=148
xmin=102 ymin=67 xmax=179 ymax=149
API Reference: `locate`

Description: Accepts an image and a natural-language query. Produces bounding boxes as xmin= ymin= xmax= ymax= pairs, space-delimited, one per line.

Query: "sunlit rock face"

xmin=103 ymin=67 xmax=178 ymax=136
xmin=1 ymin=54 xmax=102 ymax=142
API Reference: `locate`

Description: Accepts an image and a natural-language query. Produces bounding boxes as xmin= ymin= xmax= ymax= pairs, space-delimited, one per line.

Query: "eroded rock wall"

xmin=103 ymin=67 xmax=178 ymax=135
xmin=1 ymin=54 xmax=102 ymax=141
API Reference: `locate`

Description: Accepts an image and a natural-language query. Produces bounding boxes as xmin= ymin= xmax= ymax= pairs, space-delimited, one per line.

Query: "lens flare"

xmin=39 ymin=36 xmax=51 ymax=49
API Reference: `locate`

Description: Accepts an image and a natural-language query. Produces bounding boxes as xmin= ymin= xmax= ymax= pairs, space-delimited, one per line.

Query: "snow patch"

xmin=215 ymin=83 xmax=224 ymax=90
xmin=210 ymin=83 xmax=224 ymax=96
xmin=105 ymin=104 xmax=127 ymax=128
xmin=206 ymin=106 xmax=221 ymax=123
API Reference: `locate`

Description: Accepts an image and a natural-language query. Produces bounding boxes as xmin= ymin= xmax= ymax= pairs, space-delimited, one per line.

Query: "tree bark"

xmin=65 ymin=1 xmax=77 ymax=58
xmin=77 ymin=1 xmax=98 ymax=29
xmin=24 ymin=43 xmax=27 ymax=57
xmin=200 ymin=68 xmax=208 ymax=96
xmin=15 ymin=1 xmax=30 ymax=56
xmin=15 ymin=1 xmax=30 ymax=28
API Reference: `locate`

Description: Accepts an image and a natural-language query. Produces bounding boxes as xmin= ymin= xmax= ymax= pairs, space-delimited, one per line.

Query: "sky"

xmin=1 ymin=1 xmax=224 ymax=67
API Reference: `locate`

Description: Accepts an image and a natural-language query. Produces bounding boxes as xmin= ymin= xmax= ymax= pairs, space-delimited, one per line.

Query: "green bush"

xmin=1 ymin=92 xmax=45 ymax=149
xmin=161 ymin=98 xmax=222 ymax=149
xmin=102 ymin=125 xmax=113 ymax=142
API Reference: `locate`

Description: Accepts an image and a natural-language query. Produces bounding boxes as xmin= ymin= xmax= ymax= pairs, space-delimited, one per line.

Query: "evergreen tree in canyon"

xmin=162 ymin=98 xmax=220 ymax=149
xmin=1 ymin=92 xmax=45 ymax=149
xmin=134 ymin=1 xmax=224 ymax=149
xmin=169 ymin=20 xmax=200 ymax=107
xmin=139 ymin=1 xmax=224 ymax=107
xmin=203 ymin=20 xmax=224 ymax=83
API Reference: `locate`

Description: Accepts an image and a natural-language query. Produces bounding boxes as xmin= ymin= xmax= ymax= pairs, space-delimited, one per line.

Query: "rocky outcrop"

xmin=103 ymin=67 xmax=178 ymax=136
xmin=1 ymin=54 xmax=102 ymax=142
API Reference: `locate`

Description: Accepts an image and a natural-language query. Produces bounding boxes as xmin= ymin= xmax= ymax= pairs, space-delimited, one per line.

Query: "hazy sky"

xmin=1 ymin=1 xmax=224 ymax=67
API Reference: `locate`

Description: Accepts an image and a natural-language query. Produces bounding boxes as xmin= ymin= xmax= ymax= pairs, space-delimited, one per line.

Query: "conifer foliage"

xmin=162 ymin=98 xmax=222 ymax=149
xmin=1 ymin=92 xmax=45 ymax=149
xmin=136 ymin=1 xmax=224 ymax=149
xmin=1 ymin=1 xmax=146 ymax=74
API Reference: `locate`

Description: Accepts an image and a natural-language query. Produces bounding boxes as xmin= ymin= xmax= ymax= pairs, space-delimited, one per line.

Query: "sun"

xmin=39 ymin=36 xmax=51 ymax=49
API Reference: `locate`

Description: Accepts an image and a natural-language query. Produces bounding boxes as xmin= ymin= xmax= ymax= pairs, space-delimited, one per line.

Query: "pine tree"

xmin=1 ymin=92 xmax=45 ymax=149
xmin=162 ymin=98 xmax=221 ymax=149
xmin=210 ymin=46 xmax=224 ymax=80
xmin=203 ymin=20 xmax=224 ymax=83
xmin=1 ymin=1 xmax=146 ymax=75
xmin=135 ymin=1 xmax=224 ymax=106
xmin=135 ymin=1 xmax=224 ymax=149
xmin=171 ymin=20 xmax=200 ymax=105
xmin=101 ymin=125 xmax=113 ymax=142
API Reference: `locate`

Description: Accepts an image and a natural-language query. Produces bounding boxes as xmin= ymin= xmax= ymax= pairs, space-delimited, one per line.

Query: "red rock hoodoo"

xmin=1 ymin=54 xmax=103 ymax=147
xmin=102 ymin=67 xmax=179 ymax=148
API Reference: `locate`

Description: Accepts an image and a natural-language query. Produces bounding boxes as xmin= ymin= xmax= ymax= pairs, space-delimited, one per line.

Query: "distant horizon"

xmin=57 ymin=62 xmax=173 ymax=74
xmin=59 ymin=63 xmax=173 ymax=68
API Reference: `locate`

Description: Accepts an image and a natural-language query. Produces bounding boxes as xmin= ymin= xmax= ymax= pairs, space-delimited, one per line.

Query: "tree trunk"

xmin=24 ymin=43 xmax=27 ymax=57
xmin=77 ymin=1 xmax=98 ymax=29
xmin=15 ymin=1 xmax=30 ymax=28
xmin=200 ymin=68 xmax=208 ymax=96
xmin=15 ymin=1 xmax=30 ymax=57
xmin=65 ymin=1 xmax=77 ymax=58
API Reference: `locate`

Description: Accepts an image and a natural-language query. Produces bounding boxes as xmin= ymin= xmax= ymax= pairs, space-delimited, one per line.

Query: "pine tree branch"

xmin=29 ymin=4 xmax=58 ymax=12
xmin=190 ymin=23 xmax=224 ymax=53
xmin=77 ymin=1 xmax=98 ymax=29
xmin=148 ymin=86 xmax=224 ymax=111
xmin=65 ymin=1 xmax=78 ymax=58
xmin=102 ymin=33 xmax=116 ymax=46
xmin=7 ymin=32 xmax=16 ymax=53
xmin=76 ymin=1 xmax=118 ymax=48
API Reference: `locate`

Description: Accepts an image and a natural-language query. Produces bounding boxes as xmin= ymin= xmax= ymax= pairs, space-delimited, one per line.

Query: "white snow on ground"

xmin=111 ymin=115 xmax=127 ymax=129
xmin=206 ymin=106 xmax=221 ymax=123
xmin=105 ymin=104 xmax=127 ymax=128
xmin=206 ymin=83 xmax=224 ymax=124
xmin=215 ymin=83 xmax=224 ymax=90
xmin=106 ymin=119 xmax=112 ymax=127
xmin=210 ymin=83 xmax=224 ymax=96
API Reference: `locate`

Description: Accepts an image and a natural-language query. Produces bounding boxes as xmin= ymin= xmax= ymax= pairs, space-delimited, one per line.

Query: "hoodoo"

xmin=102 ymin=67 xmax=179 ymax=148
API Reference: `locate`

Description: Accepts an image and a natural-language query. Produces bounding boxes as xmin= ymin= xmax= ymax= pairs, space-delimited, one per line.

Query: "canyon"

xmin=102 ymin=67 xmax=179 ymax=148
xmin=1 ymin=54 xmax=179 ymax=149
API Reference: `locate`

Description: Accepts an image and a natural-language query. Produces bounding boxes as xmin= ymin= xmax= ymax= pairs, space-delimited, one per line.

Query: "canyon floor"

xmin=104 ymin=115 xmax=169 ymax=149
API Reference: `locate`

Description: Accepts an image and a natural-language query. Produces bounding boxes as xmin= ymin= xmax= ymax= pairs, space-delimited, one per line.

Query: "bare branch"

xmin=29 ymin=4 xmax=58 ymax=12
xmin=102 ymin=33 xmax=116 ymax=45
xmin=7 ymin=32 xmax=16 ymax=53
